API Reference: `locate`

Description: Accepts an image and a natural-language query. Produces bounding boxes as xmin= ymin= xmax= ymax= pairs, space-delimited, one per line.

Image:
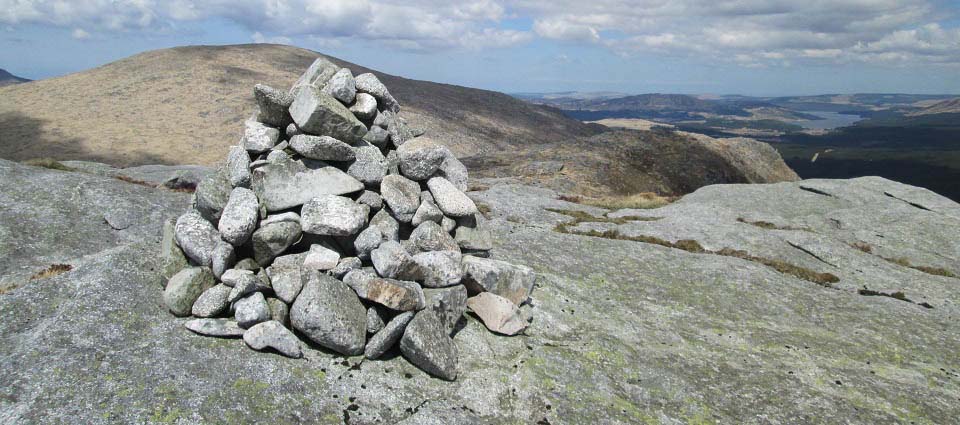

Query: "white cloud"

xmin=533 ymin=18 xmax=600 ymax=42
xmin=71 ymin=28 xmax=91 ymax=40
xmin=251 ymin=31 xmax=291 ymax=45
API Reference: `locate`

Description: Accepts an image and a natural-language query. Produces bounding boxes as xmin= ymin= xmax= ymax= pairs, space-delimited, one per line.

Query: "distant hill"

xmin=0 ymin=44 xmax=797 ymax=196
xmin=0 ymin=68 xmax=29 ymax=87
xmin=524 ymin=92 xmax=813 ymax=121
xmin=909 ymin=98 xmax=960 ymax=116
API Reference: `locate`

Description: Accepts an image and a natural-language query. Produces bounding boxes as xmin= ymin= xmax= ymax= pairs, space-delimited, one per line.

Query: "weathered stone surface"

xmin=290 ymin=57 xmax=339 ymax=92
xmin=371 ymin=241 xmax=424 ymax=281
xmin=455 ymin=224 xmax=493 ymax=251
xmin=303 ymin=243 xmax=340 ymax=271
xmin=347 ymin=144 xmax=388 ymax=186
xmin=235 ymin=292 xmax=271 ymax=329
xmin=266 ymin=297 xmax=289 ymax=326
xmin=242 ymin=120 xmax=280 ymax=154
xmin=386 ymin=149 xmax=400 ymax=175
xmin=175 ymin=211 xmax=219 ymax=267
xmin=366 ymin=306 xmax=387 ymax=335
xmin=192 ymin=284 xmax=232 ymax=318
xmin=289 ymin=85 xmax=367 ymax=143
xmin=259 ymin=212 xmax=300 ymax=227
xmin=161 ymin=218 xmax=188 ymax=280
xmin=289 ymin=134 xmax=355 ymax=162
xmin=243 ymin=320 xmax=302 ymax=358
xmin=210 ymin=240 xmax=235 ymax=280
xmin=350 ymin=92 xmax=378 ymax=121
xmin=422 ymin=285 xmax=468 ymax=335
xmin=265 ymin=150 xmax=289 ymax=163
xmin=428 ymin=176 xmax=478 ymax=217
xmin=322 ymin=68 xmax=356 ymax=105
xmin=387 ymin=114 xmax=415 ymax=147
xmin=251 ymin=221 xmax=301 ymax=266
xmin=290 ymin=272 xmax=367 ymax=355
xmin=233 ymin=258 xmax=260 ymax=272
xmin=466 ymin=292 xmax=527 ymax=336
xmin=362 ymin=125 xmax=390 ymax=148
xmin=226 ymin=146 xmax=252 ymax=188
xmin=252 ymin=158 xmax=364 ymax=211
xmin=254 ymin=84 xmax=293 ymax=128
xmin=329 ymin=256 xmax=362 ymax=279
xmin=266 ymin=253 xmax=306 ymax=304
xmin=301 ymin=194 xmax=368 ymax=236
xmin=195 ymin=167 xmax=232 ymax=224
xmin=365 ymin=311 xmax=414 ymax=359
xmin=220 ymin=268 xmax=253 ymax=286
xmin=342 ymin=267 xmax=377 ymax=296
xmin=164 ymin=267 xmax=215 ymax=317
xmin=437 ymin=151 xmax=469 ymax=192
xmin=184 ymin=318 xmax=245 ymax=338
xmin=397 ymin=136 xmax=446 ymax=181
xmin=227 ymin=272 xmax=259 ymax=303
xmin=218 ymin=187 xmax=259 ymax=246
xmin=369 ymin=208 xmax=400 ymax=241
xmin=354 ymin=278 xmax=425 ymax=311
xmin=380 ymin=175 xmax=420 ymax=223
xmin=412 ymin=191 xmax=443 ymax=226
xmin=413 ymin=251 xmax=463 ymax=288
xmin=354 ymin=72 xmax=400 ymax=113
xmin=410 ymin=221 xmax=460 ymax=253
xmin=354 ymin=225 xmax=384 ymax=260
xmin=357 ymin=190 xmax=383 ymax=211
xmin=461 ymin=256 xmax=536 ymax=306
xmin=400 ymin=309 xmax=458 ymax=381
xmin=441 ymin=216 xmax=457 ymax=234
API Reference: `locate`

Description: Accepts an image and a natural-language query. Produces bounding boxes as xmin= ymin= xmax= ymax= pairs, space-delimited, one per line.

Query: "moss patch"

xmin=22 ymin=158 xmax=75 ymax=172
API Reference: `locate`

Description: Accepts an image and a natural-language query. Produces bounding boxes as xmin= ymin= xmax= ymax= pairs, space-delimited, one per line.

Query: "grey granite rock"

xmin=192 ymin=284 xmax=232 ymax=318
xmin=289 ymin=85 xmax=367 ymax=144
xmin=347 ymin=144 xmax=388 ymax=186
xmin=350 ymin=92 xmax=378 ymax=121
xmin=251 ymin=221 xmax=301 ymax=266
xmin=387 ymin=114 xmax=415 ymax=147
xmin=161 ymin=218 xmax=188 ymax=280
xmin=437 ymin=150 xmax=469 ymax=192
xmin=441 ymin=216 xmax=457 ymax=234
xmin=243 ymin=320 xmax=302 ymax=358
xmin=329 ymin=257 xmax=362 ymax=279
xmin=365 ymin=311 xmax=414 ymax=360
xmin=422 ymin=285 xmax=468 ymax=335
xmin=266 ymin=150 xmax=289 ymax=163
xmin=455 ymin=224 xmax=493 ymax=251
xmin=266 ymin=253 xmax=307 ymax=304
xmin=226 ymin=146 xmax=252 ymax=188
xmin=369 ymin=208 xmax=400 ymax=241
xmin=289 ymin=57 xmax=339 ymax=93
xmin=227 ymin=272 xmax=259 ymax=303
xmin=252 ymin=157 xmax=363 ymax=211
xmin=259 ymin=212 xmax=300 ymax=227
xmin=321 ymin=67 xmax=356 ymax=105
xmin=466 ymin=292 xmax=527 ymax=336
xmin=410 ymin=221 xmax=460 ymax=253
xmin=301 ymin=194 xmax=368 ymax=236
xmin=362 ymin=125 xmax=390 ymax=148
xmin=233 ymin=258 xmax=260 ymax=272
xmin=354 ymin=73 xmax=400 ymax=113
xmin=380 ymin=175 xmax=420 ymax=223
xmin=235 ymin=292 xmax=270 ymax=329
xmin=461 ymin=256 xmax=536 ymax=306
xmin=342 ymin=267 xmax=377 ymax=296
xmin=354 ymin=277 xmax=425 ymax=311
xmin=371 ymin=241 xmax=424 ymax=282
xmin=289 ymin=134 xmax=355 ymax=162
xmin=220 ymin=269 xmax=254 ymax=287
xmin=164 ymin=267 xmax=215 ymax=317
xmin=290 ymin=272 xmax=367 ymax=355
xmin=400 ymin=309 xmax=458 ymax=380
xmin=386 ymin=149 xmax=400 ymax=175
xmin=303 ymin=243 xmax=340 ymax=271
xmin=397 ymin=136 xmax=446 ymax=181
xmin=266 ymin=297 xmax=289 ymax=326
xmin=210 ymin=239 xmax=235 ymax=280
xmin=242 ymin=120 xmax=280 ymax=154
xmin=254 ymin=84 xmax=294 ymax=128
xmin=412 ymin=191 xmax=443 ymax=226
xmin=413 ymin=250 xmax=463 ymax=288
xmin=357 ymin=190 xmax=383 ymax=211
xmin=428 ymin=176 xmax=478 ymax=217
xmin=194 ymin=166 xmax=232 ymax=224
xmin=285 ymin=122 xmax=302 ymax=139
xmin=354 ymin=225 xmax=384 ymax=260
xmin=175 ymin=211 xmax=220 ymax=267
xmin=218 ymin=187 xmax=259 ymax=246
xmin=184 ymin=318 xmax=245 ymax=338
xmin=366 ymin=306 xmax=387 ymax=335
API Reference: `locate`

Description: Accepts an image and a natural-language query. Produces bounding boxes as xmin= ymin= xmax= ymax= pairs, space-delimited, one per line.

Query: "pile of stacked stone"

xmin=160 ymin=58 xmax=536 ymax=381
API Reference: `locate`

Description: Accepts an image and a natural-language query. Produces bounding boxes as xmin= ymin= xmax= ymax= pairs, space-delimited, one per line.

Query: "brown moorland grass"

xmin=22 ymin=158 xmax=75 ymax=172
xmin=849 ymin=242 xmax=956 ymax=278
xmin=559 ymin=192 xmax=677 ymax=210
xmin=30 ymin=264 xmax=73 ymax=280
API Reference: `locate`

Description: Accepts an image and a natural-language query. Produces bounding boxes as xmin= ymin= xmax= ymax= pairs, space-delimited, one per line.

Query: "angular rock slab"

xmin=347 ymin=144 xmax=388 ymax=186
xmin=357 ymin=278 xmax=425 ymax=312
xmin=218 ymin=187 xmax=259 ymax=246
xmin=192 ymin=284 xmax=232 ymax=318
xmin=466 ymin=292 xmax=528 ymax=336
xmin=428 ymin=176 xmax=478 ymax=218
xmin=254 ymin=84 xmax=294 ymax=128
xmin=400 ymin=309 xmax=458 ymax=381
xmin=303 ymin=243 xmax=340 ymax=271
xmin=350 ymin=92 xmax=378 ymax=121
xmin=410 ymin=221 xmax=460 ymax=253
xmin=289 ymin=85 xmax=367 ymax=144
xmin=366 ymin=306 xmax=387 ymax=335
xmin=461 ymin=256 xmax=537 ymax=306
xmin=251 ymin=221 xmax=301 ymax=266
xmin=380 ymin=175 xmax=420 ymax=223
xmin=266 ymin=252 xmax=306 ymax=304
xmin=365 ymin=311 xmax=414 ymax=359
xmin=194 ymin=166 xmax=232 ymax=224
xmin=322 ymin=67 xmax=356 ymax=105
xmin=290 ymin=272 xmax=367 ymax=355
xmin=235 ymin=292 xmax=271 ymax=329
xmin=242 ymin=120 xmax=279 ymax=154
xmin=174 ymin=211 xmax=219 ymax=267
xmin=423 ymin=285 xmax=468 ymax=335
xmin=243 ymin=320 xmax=302 ymax=358
xmin=161 ymin=218 xmax=188 ymax=280
xmin=355 ymin=72 xmax=400 ymax=113
xmin=252 ymin=158 xmax=363 ymax=212
xmin=226 ymin=146 xmax=252 ymax=188
xmin=413 ymin=251 xmax=463 ymax=288
xmin=289 ymin=134 xmax=355 ymax=162
xmin=164 ymin=267 xmax=216 ymax=317
xmin=371 ymin=241 xmax=424 ymax=282
xmin=184 ymin=318 xmax=245 ymax=338
xmin=329 ymin=256 xmax=362 ymax=279
xmin=397 ymin=136 xmax=446 ymax=181
xmin=290 ymin=57 xmax=339 ymax=92
xmin=301 ymin=194 xmax=368 ymax=236
xmin=211 ymin=239 xmax=236 ymax=280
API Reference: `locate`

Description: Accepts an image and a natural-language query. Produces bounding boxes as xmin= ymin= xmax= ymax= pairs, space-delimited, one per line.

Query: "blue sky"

xmin=2 ymin=0 xmax=959 ymax=96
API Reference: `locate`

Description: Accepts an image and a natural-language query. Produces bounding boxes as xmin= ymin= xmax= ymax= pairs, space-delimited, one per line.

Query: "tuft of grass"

xmin=880 ymin=256 xmax=957 ymax=279
xmin=468 ymin=183 xmax=490 ymax=192
xmin=737 ymin=217 xmax=810 ymax=232
xmin=114 ymin=175 xmax=156 ymax=188
xmin=850 ymin=241 xmax=873 ymax=253
xmin=560 ymin=192 xmax=676 ymax=210
xmin=475 ymin=202 xmax=493 ymax=219
xmin=22 ymin=158 xmax=75 ymax=172
xmin=859 ymin=286 xmax=934 ymax=309
xmin=546 ymin=208 xmax=661 ymax=231
xmin=30 ymin=264 xmax=73 ymax=280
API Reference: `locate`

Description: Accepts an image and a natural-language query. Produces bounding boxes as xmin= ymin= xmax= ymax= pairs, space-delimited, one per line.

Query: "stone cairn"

xmin=160 ymin=58 xmax=536 ymax=381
